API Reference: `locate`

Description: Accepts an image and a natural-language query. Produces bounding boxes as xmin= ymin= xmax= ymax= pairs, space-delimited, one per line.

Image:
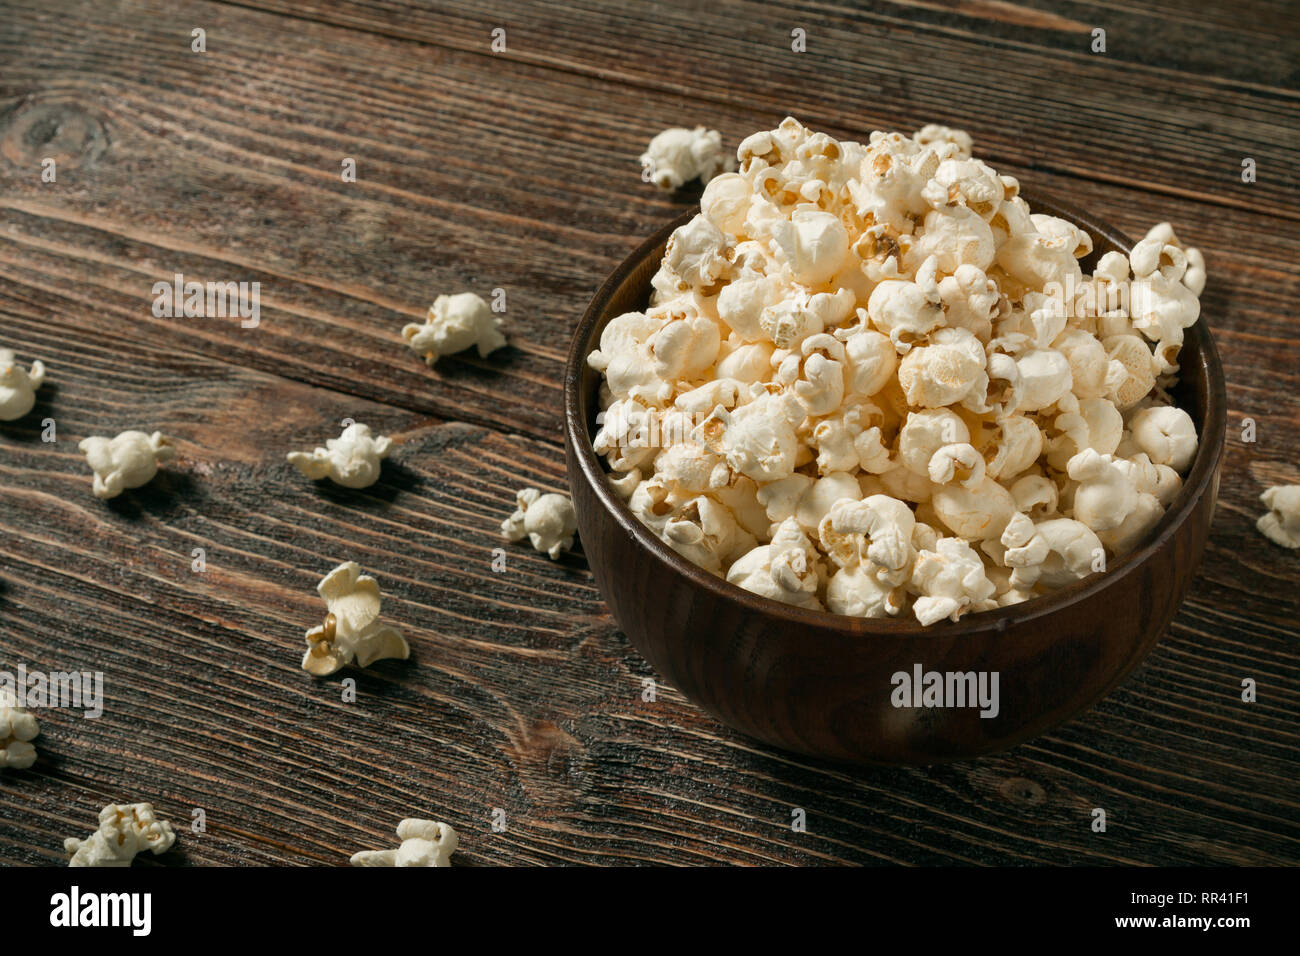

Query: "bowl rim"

xmin=565 ymin=191 xmax=1227 ymax=635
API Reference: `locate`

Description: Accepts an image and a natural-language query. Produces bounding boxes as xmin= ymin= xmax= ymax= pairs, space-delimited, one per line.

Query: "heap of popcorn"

xmin=590 ymin=118 xmax=1206 ymax=625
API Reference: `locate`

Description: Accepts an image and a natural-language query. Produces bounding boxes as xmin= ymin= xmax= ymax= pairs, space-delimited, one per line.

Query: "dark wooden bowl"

xmin=565 ymin=194 xmax=1226 ymax=765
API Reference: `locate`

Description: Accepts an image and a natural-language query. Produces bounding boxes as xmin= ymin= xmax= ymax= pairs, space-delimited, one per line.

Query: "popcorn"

xmin=591 ymin=118 xmax=1207 ymax=624
xmin=79 ymin=431 xmax=176 ymax=500
xmin=1067 ymin=449 xmax=1139 ymax=532
xmin=716 ymin=339 xmax=775 ymax=383
xmin=1103 ymin=334 xmax=1157 ymax=409
xmin=794 ymin=473 xmax=859 ymax=535
xmin=827 ymin=563 xmax=906 ymax=617
xmin=66 ymin=803 xmax=175 ymax=867
xmin=810 ymin=398 xmax=891 ymax=475
xmin=1013 ymin=347 xmax=1072 ymax=412
xmin=302 ymin=561 xmax=410 ymax=677
xmin=979 ymin=414 xmax=1043 ymax=480
xmin=1004 ymin=518 xmax=1103 ymax=590
xmin=350 ymin=819 xmax=459 ymax=867
xmin=698 ymin=393 xmax=801 ymax=483
xmin=701 ymin=173 xmax=753 ymax=233
xmin=1256 ymin=485 xmax=1300 ymax=549
xmin=931 ymin=474 xmax=1014 ymax=541
xmin=640 ymin=126 xmax=734 ymax=191
xmin=867 ymin=276 xmax=945 ymax=354
xmin=588 ymin=311 xmax=673 ymax=405
xmin=928 ymin=442 xmax=985 ymax=488
xmin=502 ymin=488 xmax=578 ymax=560
xmin=727 ymin=518 xmax=825 ymax=609
xmin=403 ymin=292 xmax=506 ymax=366
xmin=656 ymin=494 xmax=752 ymax=574
xmin=771 ymin=209 xmax=851 ymax=286
xmin=1127 ymin=405 xmax=1197 ymax=473
xmin=0 ymin=349 xmax=46 ymax=421
xmin=647 ymin=298 xmax=721 ymax=381
xmin=776 ymin=334 xmax=846 ymax=416
xmin=287 ymin=422 xmax=392 ymax=489
xmin=717 ymin=270 xmax=780 ymax=342
xmin=909 ymin=537 xmax=996 ymax=625
xmin=0 ymin=689 xmax=38 ymax=769
xmin=913 ymin=124 xmax=973 ymax=158
xmin=658 ymin=217 xmax=729 ymax=293
xmin=819 ymin=496 xmax=916 ymax=584
xmin=1045 ymin=395 xmax=1122 ymax=470
xmin=898 ymin=327 xmax=987 ymax=407
xmin=899 ymin=409 xmax=968 ymax=476
xmin=904 ymin=207 xmax=995 ymax=274
xmin=840 ymin=327 xmax=898 ymax=396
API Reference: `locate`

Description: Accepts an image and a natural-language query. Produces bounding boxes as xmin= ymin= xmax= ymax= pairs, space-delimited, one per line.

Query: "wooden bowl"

xmin=565 ymin=194 xmax=1226 ymax=765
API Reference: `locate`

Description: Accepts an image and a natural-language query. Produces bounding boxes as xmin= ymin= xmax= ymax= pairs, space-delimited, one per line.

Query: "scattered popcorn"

xmin=302 ymin=561 xmax=410 ymax=677
xmin=502 ymin=488 xmax=578 ymax=559
xmin=0 ymin=348 xmax=46 ymax=421
xmin=590 ymin=117 xmax=1209 ymax=624
xmin=402 ymin=292 xmax=507 ymax=366
xmin=287 ymin=422 xmax=392 ymax=489
xmin=1256 ymin=484 xmax=1300 ymax=550
xmin=79 ymin=431 xmax=176 ymax=500
xmin=65 ymin=803 xmax=175 ymax=867
xmin=641 ymin=126 xmax=734 ymax=191
xmin=350 ymin=819 xmax=458 ymax=867
xmin=0 ymin=689 xmax=39 ymax=770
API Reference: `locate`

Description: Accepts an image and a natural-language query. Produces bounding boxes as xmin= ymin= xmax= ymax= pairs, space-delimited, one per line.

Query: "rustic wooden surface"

xmin=0 ymin=0 xmax=1296 ymax=866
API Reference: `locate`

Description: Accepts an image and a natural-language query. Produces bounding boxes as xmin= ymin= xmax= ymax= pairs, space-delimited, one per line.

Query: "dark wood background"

xmin=0 ymin=0 xmax=1296 ymax=866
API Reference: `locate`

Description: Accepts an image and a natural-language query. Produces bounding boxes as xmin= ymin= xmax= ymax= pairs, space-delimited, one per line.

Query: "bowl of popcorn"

xmin=565 ymin=118 xmax=1226 ymax=764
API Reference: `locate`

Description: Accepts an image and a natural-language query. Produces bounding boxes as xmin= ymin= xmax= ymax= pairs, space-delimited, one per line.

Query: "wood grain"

xmin=0 ymin=0 xmax=1296 ymax=866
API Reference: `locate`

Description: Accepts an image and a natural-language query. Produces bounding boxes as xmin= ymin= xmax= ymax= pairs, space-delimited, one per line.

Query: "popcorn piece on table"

xmin=1257 ymin=485 xmax=1300 ymax=550
xmin=79 ymin=431 xmax=176 ymax=500
xmin=502 ymin=488 xmax=578 ymax=560
xmin=66 ymin=803 xmax=175 ymax=867
xmin=402 ymin=292 xmax=506 ymax=366
xmin=641 ymin=126 xmax=734 ymax=191
xmin=302 ymin=561 xmax=410 ymax=677
xmin=0 ymin=689 xmax=39 ymax=770
xmin=0 ymin=349 xmax=46 ymax=421
xmin=287 ymin=422 xmax=392 ymax=489
xmin=350 ymin=819 xmax=458 ymax=867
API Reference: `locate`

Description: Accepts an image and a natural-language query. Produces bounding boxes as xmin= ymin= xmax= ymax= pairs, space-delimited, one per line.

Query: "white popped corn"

xmin=590 ymin=117 xmax=1209 ymax=624
xmin=350 ymin=819 xmax=458 ymax=867
xmin=403 ymin=292 xmax=506 ymax=366
xmin=0 ymin=689 xmax=39 ymax=770
xmin=302 ymin=561 xmax=410 ymax=677
xmin=1257 ymin=485 xmax=1300 ymax=550
xmin=65 ymin=803 xmax=176 ymax=867
xmin=287 ymin=422 xmax=392 ymax=489
xmin=502 ymin=488 xmax=578 ymax=560
xmin=79 ymin=431 xmax=176 ymax=500
xmin=0 ymin=349 xmax=46 ymax=421
xmin=641 ymin=126 xmax=734 ymax=191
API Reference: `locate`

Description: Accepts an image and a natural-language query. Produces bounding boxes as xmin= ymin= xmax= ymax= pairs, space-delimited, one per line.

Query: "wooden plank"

xmin=0 ymin=0 xmax=1297 ymax=866
xmin=223 ymin=0 xmax=1300 ymax=214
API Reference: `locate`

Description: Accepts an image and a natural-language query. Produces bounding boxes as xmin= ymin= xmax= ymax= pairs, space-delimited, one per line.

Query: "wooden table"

xmin=1 ymin=0 xmax=1296 ymax=867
